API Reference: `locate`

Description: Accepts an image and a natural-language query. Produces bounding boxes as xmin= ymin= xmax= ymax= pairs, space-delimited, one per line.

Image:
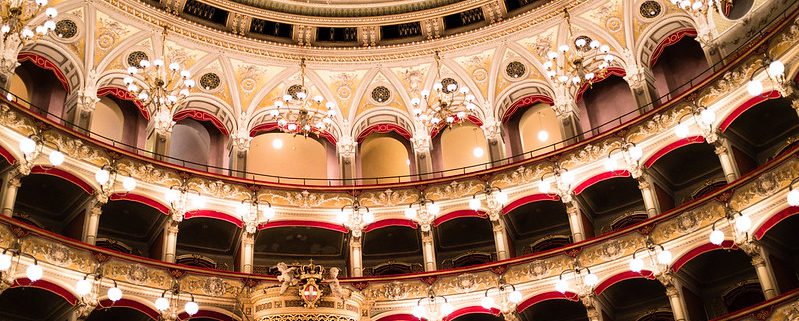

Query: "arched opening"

xmin=85 ymin=305 xmax=155 ymax=321
xmin=449 ymin=312 xmax=503 ymax=321
xmin=433 ymin=123 xmax=491 ymax=175
xmin=358 ymin=132 xmax=413 ymax=182
xmin=176 ymin=217 xmax=242 ymax=271
xmin=723 ymin=97 xmax=799 ymax=175
xmin=0 ymin=286 xmax=74 ymax=320
xmin=504 ymin=200 xmax=570 ymax=257
xmin=676 ymin=249 xmax=764 ymax=320
xmin=519 ymin=298 xmax=588 ymax=321
xmin=759 ymin=213 xmax=799 ymax=293
xmin=435 ymin=216 xmax=495 ymax=268
xmin=598 ymin=278 xmax=672 ymax=321
xmin=14 ymin=173 xmax=92 ymax=240
xmin=505 ymin=103 xmax=564 ymax=158
xmin=90 ymin=95 xmax=148 ymax=150
xmin=97 ymin=199 xmax=169 ymax=260
xmin=651 ymin=34 xmax=709 ymax=99
xmin=574 ymin=176 xmax=646 ymax=235
xmin=577 ymin=75 xmax=638 ymax=137
xmin=362 ymin=225 xmax=423 ymax=276
xmin=168 ymin=117 xmax=225 ymax=172
xmin=8 ymin=73 xmax=30 ymax=102
xmin=648 ymin=142 xmax=724 ymax=209
xmin=12 ymin=60 xmax=68 ymax=121
xmin=253 ymin=226 xmax=349 ymax=276
xmin=247 ymin=132 xmax=333 ymax=182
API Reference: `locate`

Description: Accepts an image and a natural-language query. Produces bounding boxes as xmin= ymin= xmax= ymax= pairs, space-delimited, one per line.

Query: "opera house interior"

xmin=2 ymin=0 xmax=799 ymax=319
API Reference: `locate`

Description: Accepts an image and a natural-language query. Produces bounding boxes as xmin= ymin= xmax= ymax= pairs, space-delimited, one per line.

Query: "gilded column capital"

xmin=167 ymin=219 xmax=181 ymax=234
xmin=411 ymin=134 xmax=432 ymax=156
xmin=337 ymin=136 xmax=358 ymax=160
xmin=7 ymin=176 xmax=21 ymax=189
xmin=739 ymin=241 xmax=766 ymax=265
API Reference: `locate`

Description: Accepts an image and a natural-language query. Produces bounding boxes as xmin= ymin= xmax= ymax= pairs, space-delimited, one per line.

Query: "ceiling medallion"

xmin=543 ymin=9 xmax=614 ymax=88
xmin=268 ymin=58 xmax=336 ymax=137
xmin=54 ymin=19 xmax=77 ymax=39
xmin=410 ymin=51 xmax=477 ymax=129
xmin=126 ymin=51 xmax=149 ymax=68
xmin=199 ymin=72 xmax=221 ymax=91
xmin=371 ymin=86 xmax=391 ymax=103
xmin=640 ymin=1 xmax=663 ymax=18
xmin=505 ymin=61 xmax=527 ymax=79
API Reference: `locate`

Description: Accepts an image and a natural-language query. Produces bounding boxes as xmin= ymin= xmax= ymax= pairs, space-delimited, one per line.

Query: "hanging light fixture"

xmin=469 ymin=182 xmax=508 ymax=213
xmin=164 ymin=179 xmax=205 ymax=222
xmin=412 ymin=288 xmax=454 ymax=321
xmin=123 ymin=26 xmax=195 ymax=137
xmin=404 ymin=189 xmax=440 ymax=232
xmin=269 ymin=58 xmax=336 ymax=138
xmin=602 ymin=141 xmax=644 ymax=173
xmin=336 ymin=194 xmax=373 ymax=239
xmin=410 ymin=51 xmax=478 ymax=129
xmin=0 ymin=0 xmax=58 ymax=76
xmin=236 ymin=190 xmax=275 ymax=235
xmin=787 ymin=178 xmax=799 ymax=207
xmin=480 ymin=275 xmax=522 ymax=319
xmin=154 ymin=281 xmax=200 ymax=320
xmin=708 ymin=203 xmax=752 ymax=247
xmin=669 ymin=0 xmax=731 ymax=16
xmin=537 ymin=163 xmax=577 ymax=202
xmin=74 ymin=267 xmax=123 ymax=312
xmin=673 ymin=104 xmax=716 ymax=140
xmin=554 ymin=260 xmax=599 ymax=300
xmin=628 ymin=236 xmax=673 ymax=276
xmin=535 ymin=111 xmax=549 ymax=142
xmin=94 ymin=161 xmax=137 ymax=203
xmin=17 ymin=132 xmax=65 ymax=174
xmin=543 ymin=9 xmax=614 ymax=89
xmin=746 ymin=54 xmax=786 ymax=97
xmin=0 ymin=239 xmax=43 ymax=284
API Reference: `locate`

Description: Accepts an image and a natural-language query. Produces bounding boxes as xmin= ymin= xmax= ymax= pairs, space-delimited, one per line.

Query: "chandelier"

xmin=747 ymin=54 xmax=786 ymax=97
xmin=543 ymin=9 xmax=614 ymax=89
xmin=0 ymin=0 xmax=57 ymax=76
xmin=336 ymin=195 xmax=373 ymax=238
xmin=669 ymin=0 xmax=729 ymax=16
xmin=269 ymin=58 xmax=336 ymax=138
xmin=94 ymin=161 xmax=137 ymax=203
xmin=554 ymin=260 xmax=599 ymax=300
xmin=236 ymin=191 xmax=276 ymax=234
xmin=628 ymin=236 xmax=673 ymax=276
xmin=154 ymin=281 xmax=200 ymax=320
xmin=123 ymin=26 xmax=195 ymax=137
xmin=481 ymin=275 xmax=522 ymax=320
xmin=164 ymin=180 xmax=205 ymax=223
xmin=0 ymin=239 xmax=43 ymax=288
xmin=410 ymin=51 xmax=477 ymax=129
xmin=17 ymin=132 xmax=65 ymax=175
xmin=537 ymin=163 xmax=577 ymax=202
xmin=404 ymin=190 xmax=440 ymax=232
xmin=708 ymin=203 xmax=752 ymax=247
xmin=469 ymin=183 xmax=508 ymax=214
xmin=74 ymin=267 xmax=123 ymax=318
xmin=412 ymin=288 xmax=454 ymax=321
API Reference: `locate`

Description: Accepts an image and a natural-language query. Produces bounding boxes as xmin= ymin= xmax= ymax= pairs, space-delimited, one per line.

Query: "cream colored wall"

xmin=360 ymin=135 xmax=410 ymax=178
xmin=440 ymin=124 xmax=490 ymax=172
xmin=90 ymin=97 xmax=125 ymax=143
xmin=8 ymin=74 xmax=29 ymax=101
xmin=519 ymin=104 xmax=562 ymax=156
xmin=248 ymin=133 xmax=327 ymax=179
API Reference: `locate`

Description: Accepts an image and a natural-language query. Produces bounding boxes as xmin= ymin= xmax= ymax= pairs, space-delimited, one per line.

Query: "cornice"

xmin=205 ymin=0 xmax=485 ymax=21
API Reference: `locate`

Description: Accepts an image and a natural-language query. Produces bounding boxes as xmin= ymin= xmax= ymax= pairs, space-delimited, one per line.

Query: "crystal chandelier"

xmin=628 ymin=236 xmax=673 ymax=276
xmin=481 ymin=275 xmax=522 ymax=320
xmin=336 ymin=195 xmax=373 ymax=238
xmin=123 ymin=27 xmax=195 ymax=137
xmin=404 ymin=190 xmax=440 ymax=232
xmin=708 ymin=203 xmax=752 ymax=247
xmin=554 ymin=260 xmax=599 ymax=300
xmin=0 ymin=0 xmax=57 ymax=76
xmin=154 ymin=281 xmax=200 ymax=320
xmin=412 ymin=289 xmax=454 ymax=321
xmin=543 ymin=9 xmax=614 ymax=89
xmin=410 ymin=51 xmax=477 ymax=129
xmin=269 ymin=58 xmax=336 ymax=138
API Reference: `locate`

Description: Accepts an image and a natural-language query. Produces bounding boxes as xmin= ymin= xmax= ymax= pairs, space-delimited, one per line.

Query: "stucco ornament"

xmin=0 ymin=33 xmax=22 ymax=79
xmin=231 ymin=112 xmax=253 ymax=152
xmin=337 ymin=135 xmax=357 ymax=160
xmin=276 ymin=262 xmax=299 ymax=294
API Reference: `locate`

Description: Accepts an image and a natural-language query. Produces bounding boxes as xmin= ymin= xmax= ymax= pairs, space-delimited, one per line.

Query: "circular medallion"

xmin=640 ymin=1 xmax=662 ymax=18
xmin=200 ymin=73 xmax=221 ymax=91
xmin=441 ymin=78 xmax=458 ymax=93
xmin=371 ymin=86 xmax=391 ymax=103
xmin=55 ymin=19 xmax=78 ymax=39
xmin=506 ymin=61 xmax=527 ymax=79
xmin=127 ymin=51 xmax=149 ymax=68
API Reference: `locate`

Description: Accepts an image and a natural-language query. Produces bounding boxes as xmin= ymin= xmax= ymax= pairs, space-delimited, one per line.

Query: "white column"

xmin=412 ymin=134 xmax=434 ymax=178
xmin=622 ymin=56 xmax=660 ymax=111
xmin=581 ymin=295 xmax=605 ymax=321
xmin=240 ymin=232 xmax=255 ymax=273
xmin=659 ymin=275 xmax=689 ymax=321
xmin=566 ymin=201 xmax=586 ymax=242
xmin=349 ymin=236 xmax=363 ymax=277
xmin=421 ymin=230 xmax=437 ymax=271
xmin=714 ymin=139 xmax=739 ymax=183
xmin=742 ymin=242 xmax=778 ymax=299
xmin=337 ymin=137 xmax=357 ymax=182
xmin=1 ymin=173 xmax=20 ymax=218
xmin=553 ymin=92 xmax=582 ymax=143
xmin=638 ymin=174 xmax=660 ymax=217
xmin=481 ymin=117 xmax=507 ymax=166
xmin=490 ymin=213 xmax=510 ymax=260
xmin=81 ymin=200 xmax=103 ymax=245
xmin=163 ymin=220 xmax=179 ymax=263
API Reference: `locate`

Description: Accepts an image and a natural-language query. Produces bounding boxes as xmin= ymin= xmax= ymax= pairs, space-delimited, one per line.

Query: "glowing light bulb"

xmin=473 ymin=146 xmax=485 ymax=158
xmin=509 ymin=290 xmax=522 ymax=303
xmin=404 ymin=207 xmax=417 ymax=219
xmin=787 ymin=189 xmax=799 ymax=206
xmin=657 ymin=250 xmax=673 ymax=266
xmin=122 ymin=177 xmax=137 ymax=192
xmin=107 ymin=286 xmax=122 ymax=302
xmin=48 ymin=150 xmax=64 ymax=166
xmin=555 ymin=279 xmax=568 ymax=293
xmin=481 ymin=296 xmax=495 ymax=310
xmin=272 ymin=138 xmax=284 ymax=149
xmin=537 ymin=129 xmax=549 ymax=142
xmin=674 ymin=123 xmax=689 ymax=138
xmin=94 ymin=169 xmax=110 ymax=185
xmin=709 ymin=229 xmax=725 ymax=245
xmin=262 ymin=206 xmax=276 ymax=220
xmin=19 ymin=137 xmax=36 ymax=155
xmin=75 ymin=279 xmax=92 ymax=296
xmin=184 ymin=301 xmax=199 ymax=316
xmin=412 ymin=305 xmax=425 ymax=319
xmin=154 ymin=297 xmax=170 ymax=312
xmin=426 ymin=203 xmax=440 ymax=216
xmin=583 ymin=273 xmax=599 ymax=287
xmin=469 ymin=198 xmax=481 ymax=211
xmin=26 ymin=264 xmax=43 ymax=282
xmin=363 ymin=211 xmax=375 ymax=224
xmin=629 ymin=257 xmax=644 ymax=272
xmin=747 ymin=79 xmax=763 ymax=97
xmin=735 ymin=215 xmax=752 ymax=233
xmin=0 ymin=253 xmax=11 ymax=271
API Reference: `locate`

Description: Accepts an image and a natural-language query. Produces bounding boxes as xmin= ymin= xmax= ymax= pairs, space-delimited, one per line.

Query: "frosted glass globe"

xmin=469 ymin=198 xmax=481 ymax=211
xmin=537 ymin=130 xmax=549 ymax=142
xmin=583 ymin=273 xmax=599 ymax=287
xmin=787 ymin=189 xmax=799 ymax=206
xmin=48 ymin=150 xmax=64 ymax=166
xmin=75 ymin=279 xmax=92 ymax=296
xmin=107 ymin=286 xmax=122 ymax=302
xmin=0 ymin=253 xmax=12 ymax=271
xmin=735 ymin=215 xmax=752 ymax=233
xmin=674 ymin=123 xmax=689 ymax=138
xmin=94 ymin=169 xmax=110 ymax=185
xmin=481 ymin=296 xmax=495 ymax=309
xmin=709 ymin=229 xmax=725 ymax=245
xmin=747 ymin=79 xmax=763 ymax=97
xmin=26 ymin=264 xmax=43 ymax=282
xmin=122 ymin=177 xmax=137 ymax=192
xmin=154 ymin=297 xmax=170 ymax=312
xmin=19 ymin=137 xmax=36 ymax=155
xmin=555 ymin=279 xmax=568 ymax=294
xmin=184 ymin=301 xmax=199 ymax=316
xmin=509 ymin=290 xmax=522 ymax=303
xmin=657 ymin=250 xmax=673 ymax=266
xmin=629 ymin=257 xmax=644 ymax=273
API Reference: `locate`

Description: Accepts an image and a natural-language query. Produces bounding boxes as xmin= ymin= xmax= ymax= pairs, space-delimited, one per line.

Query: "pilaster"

xmin=240 ymin=232 xmax=255 ymax=273
xmin=163 ymin=220 xmax=180 ymax=263
xmin=421 ymin=230 xmax=437 ymax=271
xmin=1 ymin=171 xmax=21 ymax=218
xmin=349 ymin=236 xmax=363 ymax=277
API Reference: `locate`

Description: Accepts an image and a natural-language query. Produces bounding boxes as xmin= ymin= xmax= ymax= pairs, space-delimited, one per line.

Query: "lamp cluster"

xmin=544 ymin=9 xmax=614 ymax=89
xmin=411 ymin=51 xmax=478 ymax=129
xmin=269 ymin=58 xmax=336 ymax=138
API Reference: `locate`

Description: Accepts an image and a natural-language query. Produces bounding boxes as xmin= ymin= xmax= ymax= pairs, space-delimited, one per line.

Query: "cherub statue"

xmin=326 ymin=267 xmax=350 ymax=299
xmin=276 ymin=262 xmax=297 ymax=294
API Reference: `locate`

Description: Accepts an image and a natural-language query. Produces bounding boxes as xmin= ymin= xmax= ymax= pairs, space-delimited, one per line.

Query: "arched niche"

xmin=515 ymin=103 xmax=563 ymax=157
xmin=362 ymin=225 xmax=423 ymax=276
xmin=758 ymin=211 xmax=799 ymax=293
xmin=0 ymin=285 xmax=75 ymax=320
xmin=577 ymin=75 xmax=638 ymax=137
xmin=8 ymin=73 xmax=30 ymax=102
xmin=247 ymin=132 xmax=334 ymax=182
xmin=433 ymin=123 xmax=491 ymax=174
xmin=90 ymin=94 xmax=148 ymax=150
xmin=168 ymin=117 xmax=225 ymax=172
xmin=651 ymin=33 xmax=709 ymax=99
xmin=13 ymin=60 xmax=68 ymax=119
xmin=358 ymin=132 xmax=413 ymax=181
xmin=503 ymin=199 xmax=570 ymax=257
